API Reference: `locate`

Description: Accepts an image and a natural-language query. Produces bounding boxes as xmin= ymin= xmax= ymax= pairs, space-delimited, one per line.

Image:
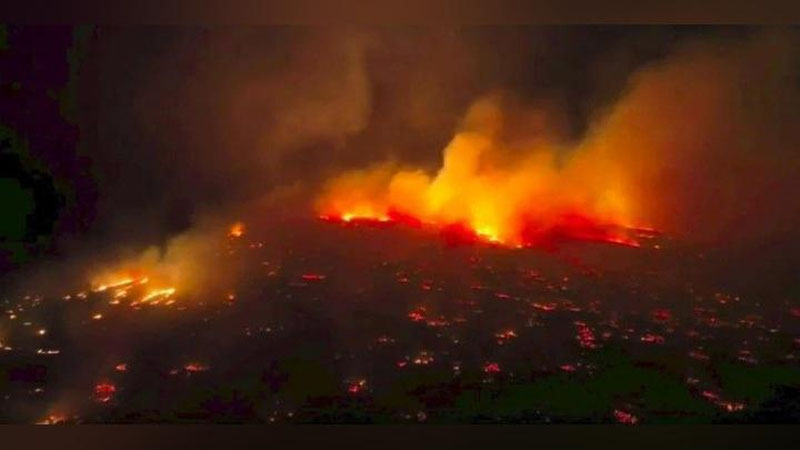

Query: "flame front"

xmin=316 ymin=96 xmax=650 ymax=248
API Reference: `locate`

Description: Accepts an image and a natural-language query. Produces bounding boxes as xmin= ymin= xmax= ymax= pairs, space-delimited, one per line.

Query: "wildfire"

xmin=316 ymin=96 xmax=654 ymax=249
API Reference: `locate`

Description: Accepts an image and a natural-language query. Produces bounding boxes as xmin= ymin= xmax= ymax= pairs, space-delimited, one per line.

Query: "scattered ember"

xmin=115 ymin=363 xmax=127 ymax=372
xmin=376 ymin=335 xmax=396 ymax=344
xmin=483 ymin=362 xmax=501 ymax=374
xmin=408 ymin=308 xmax=426 ymax=322
xmin=574 ymin=321 xmax=597 ymax=349
xmin=719 ymin=400 xmax=746 ymax=412
xmin=184 ymin=363 xmax=209 ymax=373
xmin=701 ymin=390 xmax=719 ymax=401
xmin=301 ymin=274 xmax=326 ymax=282
xmin=560 ymin=364 xmax=577 ymax=373
xmin=737 ymin=350 xmax=758 ymax=365
xmin=413 ymin=351 xmax=435 ymax=365
xmin=94 ymin=382 xmax=116 ymax=403
xmin=652 ymin=309 xmax=672 ymax=322
xmin=533 ymin=302 xmax=558 ymax=312
xmin=689 ymin=349 xmax=710 ymax=361
xmin=495 ymin=329 xmax=518 ymax=344
xmin=640 ymin=333 xmax=665 ymax=344
xmin=613 ymin=409 xmax=639 ymax=425
xmin=426 ymin=318 xmax=449 ymax=327
xmin=347 ymin=379 xmax=367 ymax=394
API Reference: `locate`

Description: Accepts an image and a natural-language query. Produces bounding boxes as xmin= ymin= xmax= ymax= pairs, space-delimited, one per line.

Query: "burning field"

xmin=1 ymin=25 xmax=800 ymax=424
xmin=3 ymin=217 xmax=800 ymax=424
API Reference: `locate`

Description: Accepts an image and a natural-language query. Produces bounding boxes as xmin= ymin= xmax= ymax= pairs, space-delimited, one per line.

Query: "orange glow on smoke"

xmin=315 ymin=96 xmax=654 ymax=249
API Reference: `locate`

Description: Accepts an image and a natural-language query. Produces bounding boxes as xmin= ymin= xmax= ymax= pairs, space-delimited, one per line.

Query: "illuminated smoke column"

xmin=316 ymin=94 xmax=650 ymax=248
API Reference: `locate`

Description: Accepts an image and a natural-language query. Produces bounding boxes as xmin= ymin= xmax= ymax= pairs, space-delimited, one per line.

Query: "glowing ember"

xmin=115 ymin=363 xmax=127 ymax=372
xmin=689 ymin=349 xmax=710 ymax=361
xmin=613 ymin=409 xmax=639 ymax=425
xmin=533 ymin=302 xmax=558 ymax=312
xmin=347 ymin=379 xmax=367 ymax=394
xmin=413 ymin=351 xmax=435 ymax=365
xmin=300 ymin=273 xmax=326 ymax=282
xmin=408 ymin=307 xmax=426 ymax=322
xmin=184 ymin=363 xmax=208 ymax=373
xmin=94 ymin=382 xmax=116 ymax=403
xmin=640 ymin=333 xmax=665 ymax=344
xmin=574 ymin=321 xmax=597 ymax=349
xmin=426 ymin=317 xmax=449 ymax=327
xmin=229 ymin=222 xmax=245 ymax=238
xmin=495 ymin=329 xmax=518 ymax=344
xmin=483 ymin=362 xmax=501 ymax=374
xmin=36 ymin=413 xmax=67 ymax=425
xmin=652 ymin=309 xmax=672 ymax=322
xmin=720 ymin=401 xmax=746 ymax=412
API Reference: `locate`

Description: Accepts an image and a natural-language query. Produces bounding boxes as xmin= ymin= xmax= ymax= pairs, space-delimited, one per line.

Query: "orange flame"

xmin=316 ymin=96 xmax=651 ymax=248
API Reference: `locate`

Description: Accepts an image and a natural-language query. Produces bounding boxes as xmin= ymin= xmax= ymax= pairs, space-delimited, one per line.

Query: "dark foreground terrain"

xmin=1 ymin=219 xmax=799 ymax=424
